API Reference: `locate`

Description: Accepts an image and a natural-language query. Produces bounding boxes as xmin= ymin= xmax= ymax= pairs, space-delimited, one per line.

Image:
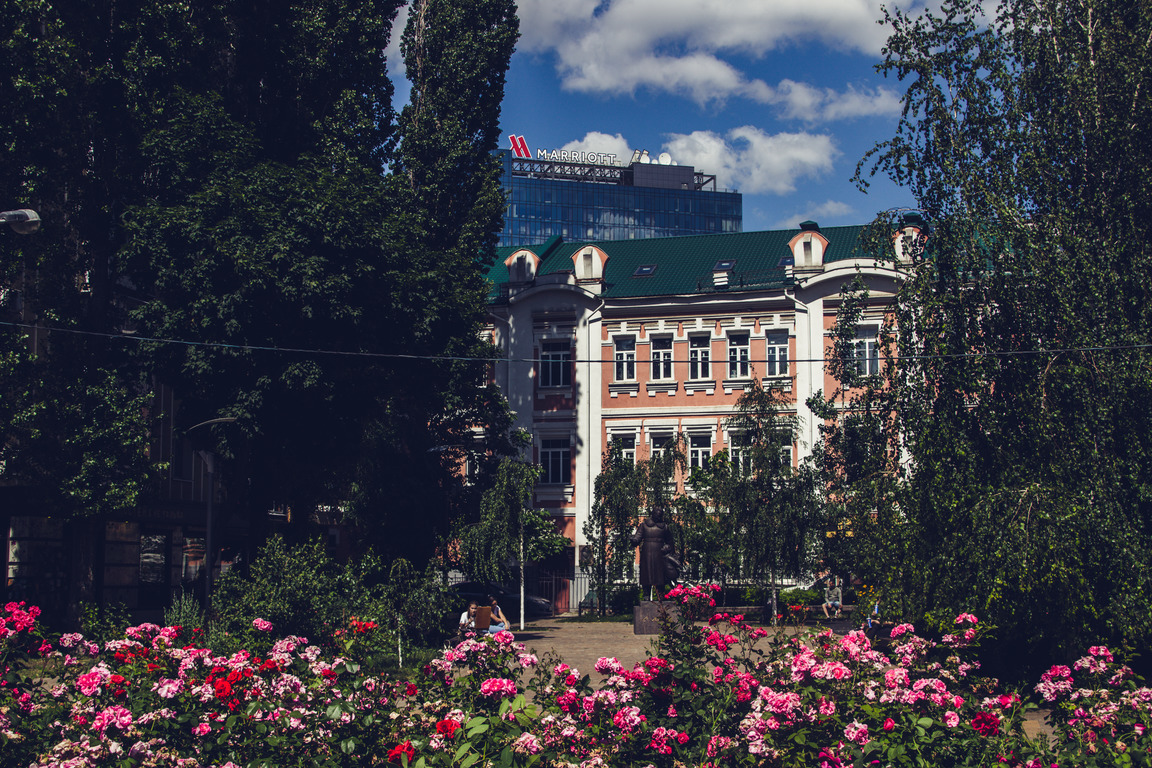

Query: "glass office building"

xmin=498 ymin=150 xmax=742 ymax=247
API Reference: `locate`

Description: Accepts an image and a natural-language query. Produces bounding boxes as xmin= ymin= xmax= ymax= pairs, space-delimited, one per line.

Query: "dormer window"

xmin=504 ymin=249 xmax=540 ymax=282
xmin=893 ymin=213 xmax=928 ymax=263
xmin=572 ymin=245 xmax=608 ymax=280
xmin=788 ymin=221 xmax=829 ymax=268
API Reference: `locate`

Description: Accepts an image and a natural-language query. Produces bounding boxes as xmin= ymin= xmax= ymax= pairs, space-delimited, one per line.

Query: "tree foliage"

xmin=687 ymin=381 xmax=820 ymax=601
xmin=841 ymin=0 xmax=1152 ymax=672
xmin=458 ymin=457 xmax=566 ymax=626
xmin=583 ymin=439 xmax=645 ymax=615
xmin=0 ymin=0 xmax=521 ymax=562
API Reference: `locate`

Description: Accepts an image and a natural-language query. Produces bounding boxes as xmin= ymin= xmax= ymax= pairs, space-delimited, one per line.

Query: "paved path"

xmin=507 ymin=617 xmax=656 ymax=677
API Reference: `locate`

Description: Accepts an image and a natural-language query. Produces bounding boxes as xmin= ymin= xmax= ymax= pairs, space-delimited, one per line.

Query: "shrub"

xmin=209 ymin=536 xmax=395 ymax=658
xmin=778 ymin=586 xmax=821 ymax=607
xmin=9 ymin=591 xmax=1152 ymax=767
xmin=162 ymin=589 xmax=203 ymax=631
xmin=78 ymin=600 xmax=130 ymax=643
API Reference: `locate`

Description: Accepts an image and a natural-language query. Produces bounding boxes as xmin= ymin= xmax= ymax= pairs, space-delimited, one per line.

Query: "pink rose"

xmin=883 ymin=718 xmax=896 ymax=732
xmin=253 ymin=618 xmax=273 ymax=632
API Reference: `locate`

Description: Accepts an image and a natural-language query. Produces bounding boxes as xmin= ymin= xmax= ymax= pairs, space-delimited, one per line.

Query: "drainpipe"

xmin=487 ymin=310 xmax=513 ymax=397
xmin=784 ymin=285 xmax=817 ymax=456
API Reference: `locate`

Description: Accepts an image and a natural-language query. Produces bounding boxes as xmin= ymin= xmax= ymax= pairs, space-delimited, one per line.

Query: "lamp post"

xmin=186 ymin=417 xmax=238 ymax=618
xmin=0 ymin=209 xmax=41 ymax=235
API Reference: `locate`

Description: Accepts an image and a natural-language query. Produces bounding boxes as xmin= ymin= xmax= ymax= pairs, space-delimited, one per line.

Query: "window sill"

xmin=721 ymin=378 xmax=754 ymax=395
xmin=646 ymin=380 xmax=678 ymax=397
xmin=535 ymin=484 xmax=575 ymax=503
xmin=684 ymin=379 xmax=716 ymax=395
xmin=761 ymin=375 xmax=793 ymax=392
xmin=609 ymin=381 xmax=640 ymax=398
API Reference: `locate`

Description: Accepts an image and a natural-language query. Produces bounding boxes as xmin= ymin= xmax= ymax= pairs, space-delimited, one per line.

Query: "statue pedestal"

xmin=633 ymin=601 xmax=680 ymax=635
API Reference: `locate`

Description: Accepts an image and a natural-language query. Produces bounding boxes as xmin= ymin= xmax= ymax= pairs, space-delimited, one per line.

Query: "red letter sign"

xmin=508 ymin=135 xmax=531 ymax=158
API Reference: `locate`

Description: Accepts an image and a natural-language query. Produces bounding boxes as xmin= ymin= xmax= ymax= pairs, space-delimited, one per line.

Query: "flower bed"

xmin=2 ymin=590 xmax=1149 ymax=767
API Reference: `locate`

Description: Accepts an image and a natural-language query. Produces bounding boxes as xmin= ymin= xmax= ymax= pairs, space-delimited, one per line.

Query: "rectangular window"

xmin=541 ymin=439 xmax=571 ymax=485
xmin=614 ymin=337 xmax=636 ymax=381
xmin=765 ymin=338 xmax=789 ymax=377
xmin=727 ymin=333 xmax=750 ymax=379
xmin=689 ymin=336 xmax=711 ymax=380
xmin=650 ymin=337 xmax=673 ymax=380
xmin=649 ymin=432 xmax=673 ymax=461
xmin=853 ymin=339 xmax=880 ymax=377
xmin=729 ymin=435 xmax=752 ymax=476
xmin=539 ymin=340 xmax=571 ymax=388
xmin=612 ymin=435 xmax=636 ymax=464
xmin=689 ymin=434 xmax=711 ymax=471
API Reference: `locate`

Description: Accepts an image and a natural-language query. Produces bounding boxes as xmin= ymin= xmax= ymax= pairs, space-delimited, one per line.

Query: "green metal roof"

xmin=486 ymin=225 xmax=873 ymax=301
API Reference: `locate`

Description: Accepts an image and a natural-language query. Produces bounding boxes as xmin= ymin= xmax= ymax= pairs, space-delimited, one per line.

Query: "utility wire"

xmin=2 ymin=319 xmax=1150 ymax=365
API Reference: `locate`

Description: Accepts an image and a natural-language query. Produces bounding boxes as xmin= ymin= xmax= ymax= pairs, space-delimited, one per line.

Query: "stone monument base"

xmin=633 ymin=600 xmax=680 ymax=635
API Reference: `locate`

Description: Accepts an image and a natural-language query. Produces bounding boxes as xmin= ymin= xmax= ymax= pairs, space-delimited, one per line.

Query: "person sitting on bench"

xmin=458 ymin=601 xmax=478 ymax=634
xmin=486 ymin=595 xmax=508 ymax=634
xmin=822 ymin=577 xmax=843 ymax=619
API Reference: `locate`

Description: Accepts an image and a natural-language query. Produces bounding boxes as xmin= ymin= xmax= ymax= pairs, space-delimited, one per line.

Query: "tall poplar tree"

xmin=1 ymin=0 xmax=521 ymax=566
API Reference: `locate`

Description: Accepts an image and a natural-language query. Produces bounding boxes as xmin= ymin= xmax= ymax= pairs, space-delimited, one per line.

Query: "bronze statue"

xmin=631 ymin=506 xmax=680 ymax=594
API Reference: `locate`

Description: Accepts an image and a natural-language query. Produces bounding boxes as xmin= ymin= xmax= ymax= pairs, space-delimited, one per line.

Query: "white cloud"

xmin=515 ymin=0 xmax=926 ymax=109
xmin=561 ymin=132 xmax=633 ymax=161
xmin=516 ymin=0 xmax=602 ymax=52
xmin=770 ymin=199 xmax=857 ymax=229
xmin=772 ymin=81 xmax=902 ymax=122
xmin=663 ymin=127 xmax=839 ymax=195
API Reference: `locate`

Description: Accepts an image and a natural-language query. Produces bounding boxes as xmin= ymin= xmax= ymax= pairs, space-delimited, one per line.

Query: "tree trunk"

xmin=518 ymin=523 xmax=525 ymax=630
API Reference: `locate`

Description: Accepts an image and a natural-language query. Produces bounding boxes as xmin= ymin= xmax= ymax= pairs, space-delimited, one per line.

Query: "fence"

xmin=530 ymin=569 xmax=590 ymax=616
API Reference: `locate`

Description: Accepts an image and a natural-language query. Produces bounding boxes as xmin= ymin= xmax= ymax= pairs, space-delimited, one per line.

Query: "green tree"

xmin=0 ymin=2 xmax=167 ymax=523
xmin=846 ymin=0 xmax=1152 ymax=672
xmin=583 ymin=439 xmax=644 ymax=615
xmin=690 ymin=380 xmax=819 ymax=618
xmin=1 ymin=0 xmax=521 ymax=571
xmin=807 ymin=277 xmax=903 ymax=601
xmin=458 ymin=457 xmax=567 ymax=629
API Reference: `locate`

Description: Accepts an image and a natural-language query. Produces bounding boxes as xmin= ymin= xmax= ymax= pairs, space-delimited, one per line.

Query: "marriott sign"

xmin=508 ymin=135 xmax=619 ymax=166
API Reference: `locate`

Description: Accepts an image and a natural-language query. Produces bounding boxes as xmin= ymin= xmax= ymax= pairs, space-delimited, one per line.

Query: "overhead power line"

xmin=1 ymin=319 xmax=1150 ymax=365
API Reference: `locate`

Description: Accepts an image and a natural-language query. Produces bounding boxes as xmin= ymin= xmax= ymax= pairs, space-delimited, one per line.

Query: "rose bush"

xmin=3 ymin=588 xmax=1152 ymax=767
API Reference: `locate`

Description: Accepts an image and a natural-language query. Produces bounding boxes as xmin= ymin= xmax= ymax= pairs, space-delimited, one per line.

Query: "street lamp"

xmin=0 ymin=209 xmax=41 ymax=235
xmin=186 ymin=417 xmax=238 ymax=618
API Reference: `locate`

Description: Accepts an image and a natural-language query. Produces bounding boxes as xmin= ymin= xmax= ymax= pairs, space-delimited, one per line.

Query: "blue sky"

xmin=393 ymin=0 xmax=924 ymax=233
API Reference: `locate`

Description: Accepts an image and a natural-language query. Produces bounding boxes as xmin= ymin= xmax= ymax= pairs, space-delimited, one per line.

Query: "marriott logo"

xmin=508 ymin=135 xmax=531 ymax=159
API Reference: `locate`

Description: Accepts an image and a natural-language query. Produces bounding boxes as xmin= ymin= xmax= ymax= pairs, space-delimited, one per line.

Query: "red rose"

xmin=405 ymin=682 xmax=418 ymax=697
xmin=387 ymin=740 xmax=415 ymax=764
xmin=436 ymin=719 xmax=460 ymax=738
xmin=883 ymin=718 xmax=896 ymax=732
xmin=971 ymin=712 xmax=1000 ymax=737
xmin=214 ymin=679 xmax=232 ymax=699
